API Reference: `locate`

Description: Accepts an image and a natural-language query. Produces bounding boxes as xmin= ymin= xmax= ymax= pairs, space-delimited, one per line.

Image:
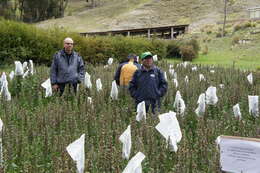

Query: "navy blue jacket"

xmin=50 ymin=49 xmax=85 ymax=85
xmin=128 ymin=65 xmax=168 ymax=103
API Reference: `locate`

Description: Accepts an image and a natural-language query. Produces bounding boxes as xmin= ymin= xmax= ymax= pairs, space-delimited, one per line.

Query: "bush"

xmin=216 ymin=32 xmax=222 ymax=38
xmin=201 ymin=45 xmax=208 ymax=55
xmin=180 ymin=45 xmax=197 ymax=61
xmin=233 ymin=21 xmax=256 ymax=32
xmin=166 ymin=40 xmax=182 ymax=58
xmin=186 ymin=39 xmax=200 ymax=53
xmin=0 ymin=18 xmax=167 ymax=65
xmin=232 ymin=36 xmax=240 ymax=45
xmin=202 ymin=36 xmax=211 ymax=43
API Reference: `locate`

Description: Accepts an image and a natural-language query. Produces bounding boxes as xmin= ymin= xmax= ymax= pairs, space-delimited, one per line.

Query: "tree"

xmin=222 ymin=0 xmax=236 ymax=37
xmin=0 ymin=0 xmax=69 ymax=22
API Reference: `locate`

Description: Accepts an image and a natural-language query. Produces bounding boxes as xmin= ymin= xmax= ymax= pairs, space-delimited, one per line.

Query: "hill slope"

xmin=36 ymin=0 xmax=260 ymax=32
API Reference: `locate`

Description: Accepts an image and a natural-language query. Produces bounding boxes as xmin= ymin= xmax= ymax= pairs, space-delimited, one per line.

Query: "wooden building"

xmin=248 ymin=7 xmax=260 ymax=19
xmin=80 ymin=24 xmax=189 ymax=39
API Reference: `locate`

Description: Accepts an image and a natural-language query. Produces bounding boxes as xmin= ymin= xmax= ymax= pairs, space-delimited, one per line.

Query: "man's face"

xmin=64 ymin=39 xmax=74 ymax=53
xmin=142 ymin=56 xmax=153 ymax=68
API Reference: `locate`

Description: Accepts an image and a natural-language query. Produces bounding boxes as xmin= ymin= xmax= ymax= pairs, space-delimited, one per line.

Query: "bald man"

xmin=50 ymin=37 xmax=85 ymax=96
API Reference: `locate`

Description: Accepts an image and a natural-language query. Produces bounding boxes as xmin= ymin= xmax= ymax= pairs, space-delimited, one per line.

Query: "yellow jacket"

xmin=119 ymin=61 xmax=138 ymax=86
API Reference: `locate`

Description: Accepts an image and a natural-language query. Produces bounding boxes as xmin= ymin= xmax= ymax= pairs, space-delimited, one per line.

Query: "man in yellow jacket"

xmin=114 ymin=54 xmax=141 ymax=86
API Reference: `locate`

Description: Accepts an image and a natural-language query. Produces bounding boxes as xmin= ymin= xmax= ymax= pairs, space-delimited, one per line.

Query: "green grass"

xmin=167 ymin=30 xmax=260 ymax=70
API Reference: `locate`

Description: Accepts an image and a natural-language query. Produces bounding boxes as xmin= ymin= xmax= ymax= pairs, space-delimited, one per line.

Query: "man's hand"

xmin=52 ymin=84 xmax=59 ymax=91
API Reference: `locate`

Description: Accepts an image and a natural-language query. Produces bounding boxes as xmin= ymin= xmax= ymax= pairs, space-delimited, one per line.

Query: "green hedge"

xmin=0 ymin=18 xmax=166 ymax=65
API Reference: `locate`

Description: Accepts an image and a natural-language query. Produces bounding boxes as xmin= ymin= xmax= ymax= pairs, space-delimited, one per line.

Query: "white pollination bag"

xmin=199 ymin=74 xmax=205 ymax=82
xmin=182 ymin=61 xmax=189 ymax=68
xmin=164 ymin=72 xmax=167 ymax=81
xmin=153 ymin=55 xmax=158 ymax=61
xmin=41 ymin=78 xmax=52 ymax=97
xmin=219 ymin=84 xmax=224 ymax=89
xmin=0 ymin=74 xmax=11 ymax=101
xmin=173 ymin=72 xmax=177 ymax=79
xmin=87 ymin=97 xmax=92 ymax=104
xmin=206 ymin=86 xmax=218 ymax=105
xmin=110 ymin=80 xmax=118 ymax=100
xmin=14 ymin=61 xmax=24 ymax=76
xmin=119 ymin=125 xmax=131 ymax=160
xmin=1 ymin=81 xmax=11 ymax=101
xmin=248 ymin=96 xmax=259 ymax=117
xmin=29 ymin=60 xmax=34 ymax=75
xmin=184 ymin=76 xmax=189 ymax=84
xmin=96 ymin=78 xmax=102 ymax=92
xmin=108 ymin=58 xmax=113 ymax=65
xmin=247 ymin=73 xmax=253 ymax=85
xmin=0 ymin=72 xmax=7 ymax=88
xmin=22 ymin=61 xmax=28 ymax=71
xmin=173 ymin=91 xmax=185 ymax=115
xmin=122 ymin=152 xmax=145 ymax=173
xmin=195 ymin=93 xmax=206 ymax=117
xmin=84 ymin=72 xmax=92 ymax=89
xmin=192 ymin=66 xmax=197 ymax=71
xmin=9 ymin=71 xmax=14 ymax=81
xmin=155 ymin=111 xmax=182 ymax=152
xmin=169 ymin=69 xmax=174 ymax=76
xmin=66 ymin=134 xmax=85 ymax=173
xmin=136 ymin=56 xmax=139 ymax=62
xmin=136 ymin=101 xmax=146 ymax=122
xmin=233 ymin=103 xmax=242 ymax=119
xmin=0 ymin=118 xmax=3 ymax=167
xmin=173 ymin=79 xmax=178 ymax=88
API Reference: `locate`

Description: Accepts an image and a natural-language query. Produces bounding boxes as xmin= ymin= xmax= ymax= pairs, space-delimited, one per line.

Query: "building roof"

xmin=247 ymin=6 xmax=260 ymax=11
xmin=80 ymin=24 xmax=189 ymax=35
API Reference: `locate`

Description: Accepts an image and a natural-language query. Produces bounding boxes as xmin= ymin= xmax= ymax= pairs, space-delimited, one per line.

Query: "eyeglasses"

xmin=65 ymin=43 xmax=73 ymax=45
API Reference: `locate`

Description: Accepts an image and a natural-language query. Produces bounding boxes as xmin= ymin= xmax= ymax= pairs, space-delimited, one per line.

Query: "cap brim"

xmin=142 ymin=55 xmax=153 ymax=59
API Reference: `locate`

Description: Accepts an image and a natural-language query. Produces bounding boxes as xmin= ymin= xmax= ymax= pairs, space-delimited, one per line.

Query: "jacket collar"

xmin=61 ymin=49 xmax=74 ymax=57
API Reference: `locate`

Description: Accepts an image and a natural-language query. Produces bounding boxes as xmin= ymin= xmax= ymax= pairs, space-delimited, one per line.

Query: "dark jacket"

xmin=50 ymin=49 xmax=85 ymax=85
xmin=114 ymin=61 xmax=141 ymax=85
xmin=128 ymin=65 xmax=168 ymax=103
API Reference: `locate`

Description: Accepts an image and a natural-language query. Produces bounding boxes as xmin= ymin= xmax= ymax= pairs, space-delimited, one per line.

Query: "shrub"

xmin=0 ymin=18 xmax=167 ymax=65
xmin=166 ymin=38 xmax=200 ymax=60
xmin=180 ymin=45 xmax=197 ymax=61
xmin=233 ymin=21 xmax=256 ymax=32
xmin=232 ymin=36 xmax=240 ymax=45
xmin=186 ymin=39 xmax=200 ymax=53
xmin=166 ymin=40 xmax=182 ymax=58
xmin=201 ymin=45 xmax=208 ymax=55
xmin=202 ymin=36 xmax=211 ymax=43
xmin=216 ymin=32 xmax=222 ymax=38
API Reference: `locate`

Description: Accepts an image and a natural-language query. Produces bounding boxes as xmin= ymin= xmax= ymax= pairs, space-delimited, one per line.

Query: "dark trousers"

xmin=136 ymin=99 xmax=160 ymax=114
xmin=58 ymin=83 xmax=77 ymax=96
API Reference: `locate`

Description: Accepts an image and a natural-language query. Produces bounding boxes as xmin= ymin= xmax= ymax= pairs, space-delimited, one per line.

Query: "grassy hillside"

xmin=168 ymin=24 xmax=260 ymax=70
xmin=36 ymin=0 xmax=260 ymax=32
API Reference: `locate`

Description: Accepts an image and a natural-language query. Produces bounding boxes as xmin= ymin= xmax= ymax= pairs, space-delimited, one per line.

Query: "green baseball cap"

xmin=140 ymin=52 xmax=153 ymax=60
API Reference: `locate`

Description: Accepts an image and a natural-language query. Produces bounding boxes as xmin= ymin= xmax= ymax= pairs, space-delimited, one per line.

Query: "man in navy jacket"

xmin=129 ymin=52 xmax=168 ymax=114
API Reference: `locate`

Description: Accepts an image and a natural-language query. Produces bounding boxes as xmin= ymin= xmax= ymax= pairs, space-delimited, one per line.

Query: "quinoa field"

xmin=0 ymin=60 xmax=259 ymax=173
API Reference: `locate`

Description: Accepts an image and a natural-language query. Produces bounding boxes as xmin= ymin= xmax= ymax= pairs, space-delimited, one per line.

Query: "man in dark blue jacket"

xmin=50 ymin=37 xmax=85 ymax=96
xmin=129 ymin=52 xmax=168 ymax=114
